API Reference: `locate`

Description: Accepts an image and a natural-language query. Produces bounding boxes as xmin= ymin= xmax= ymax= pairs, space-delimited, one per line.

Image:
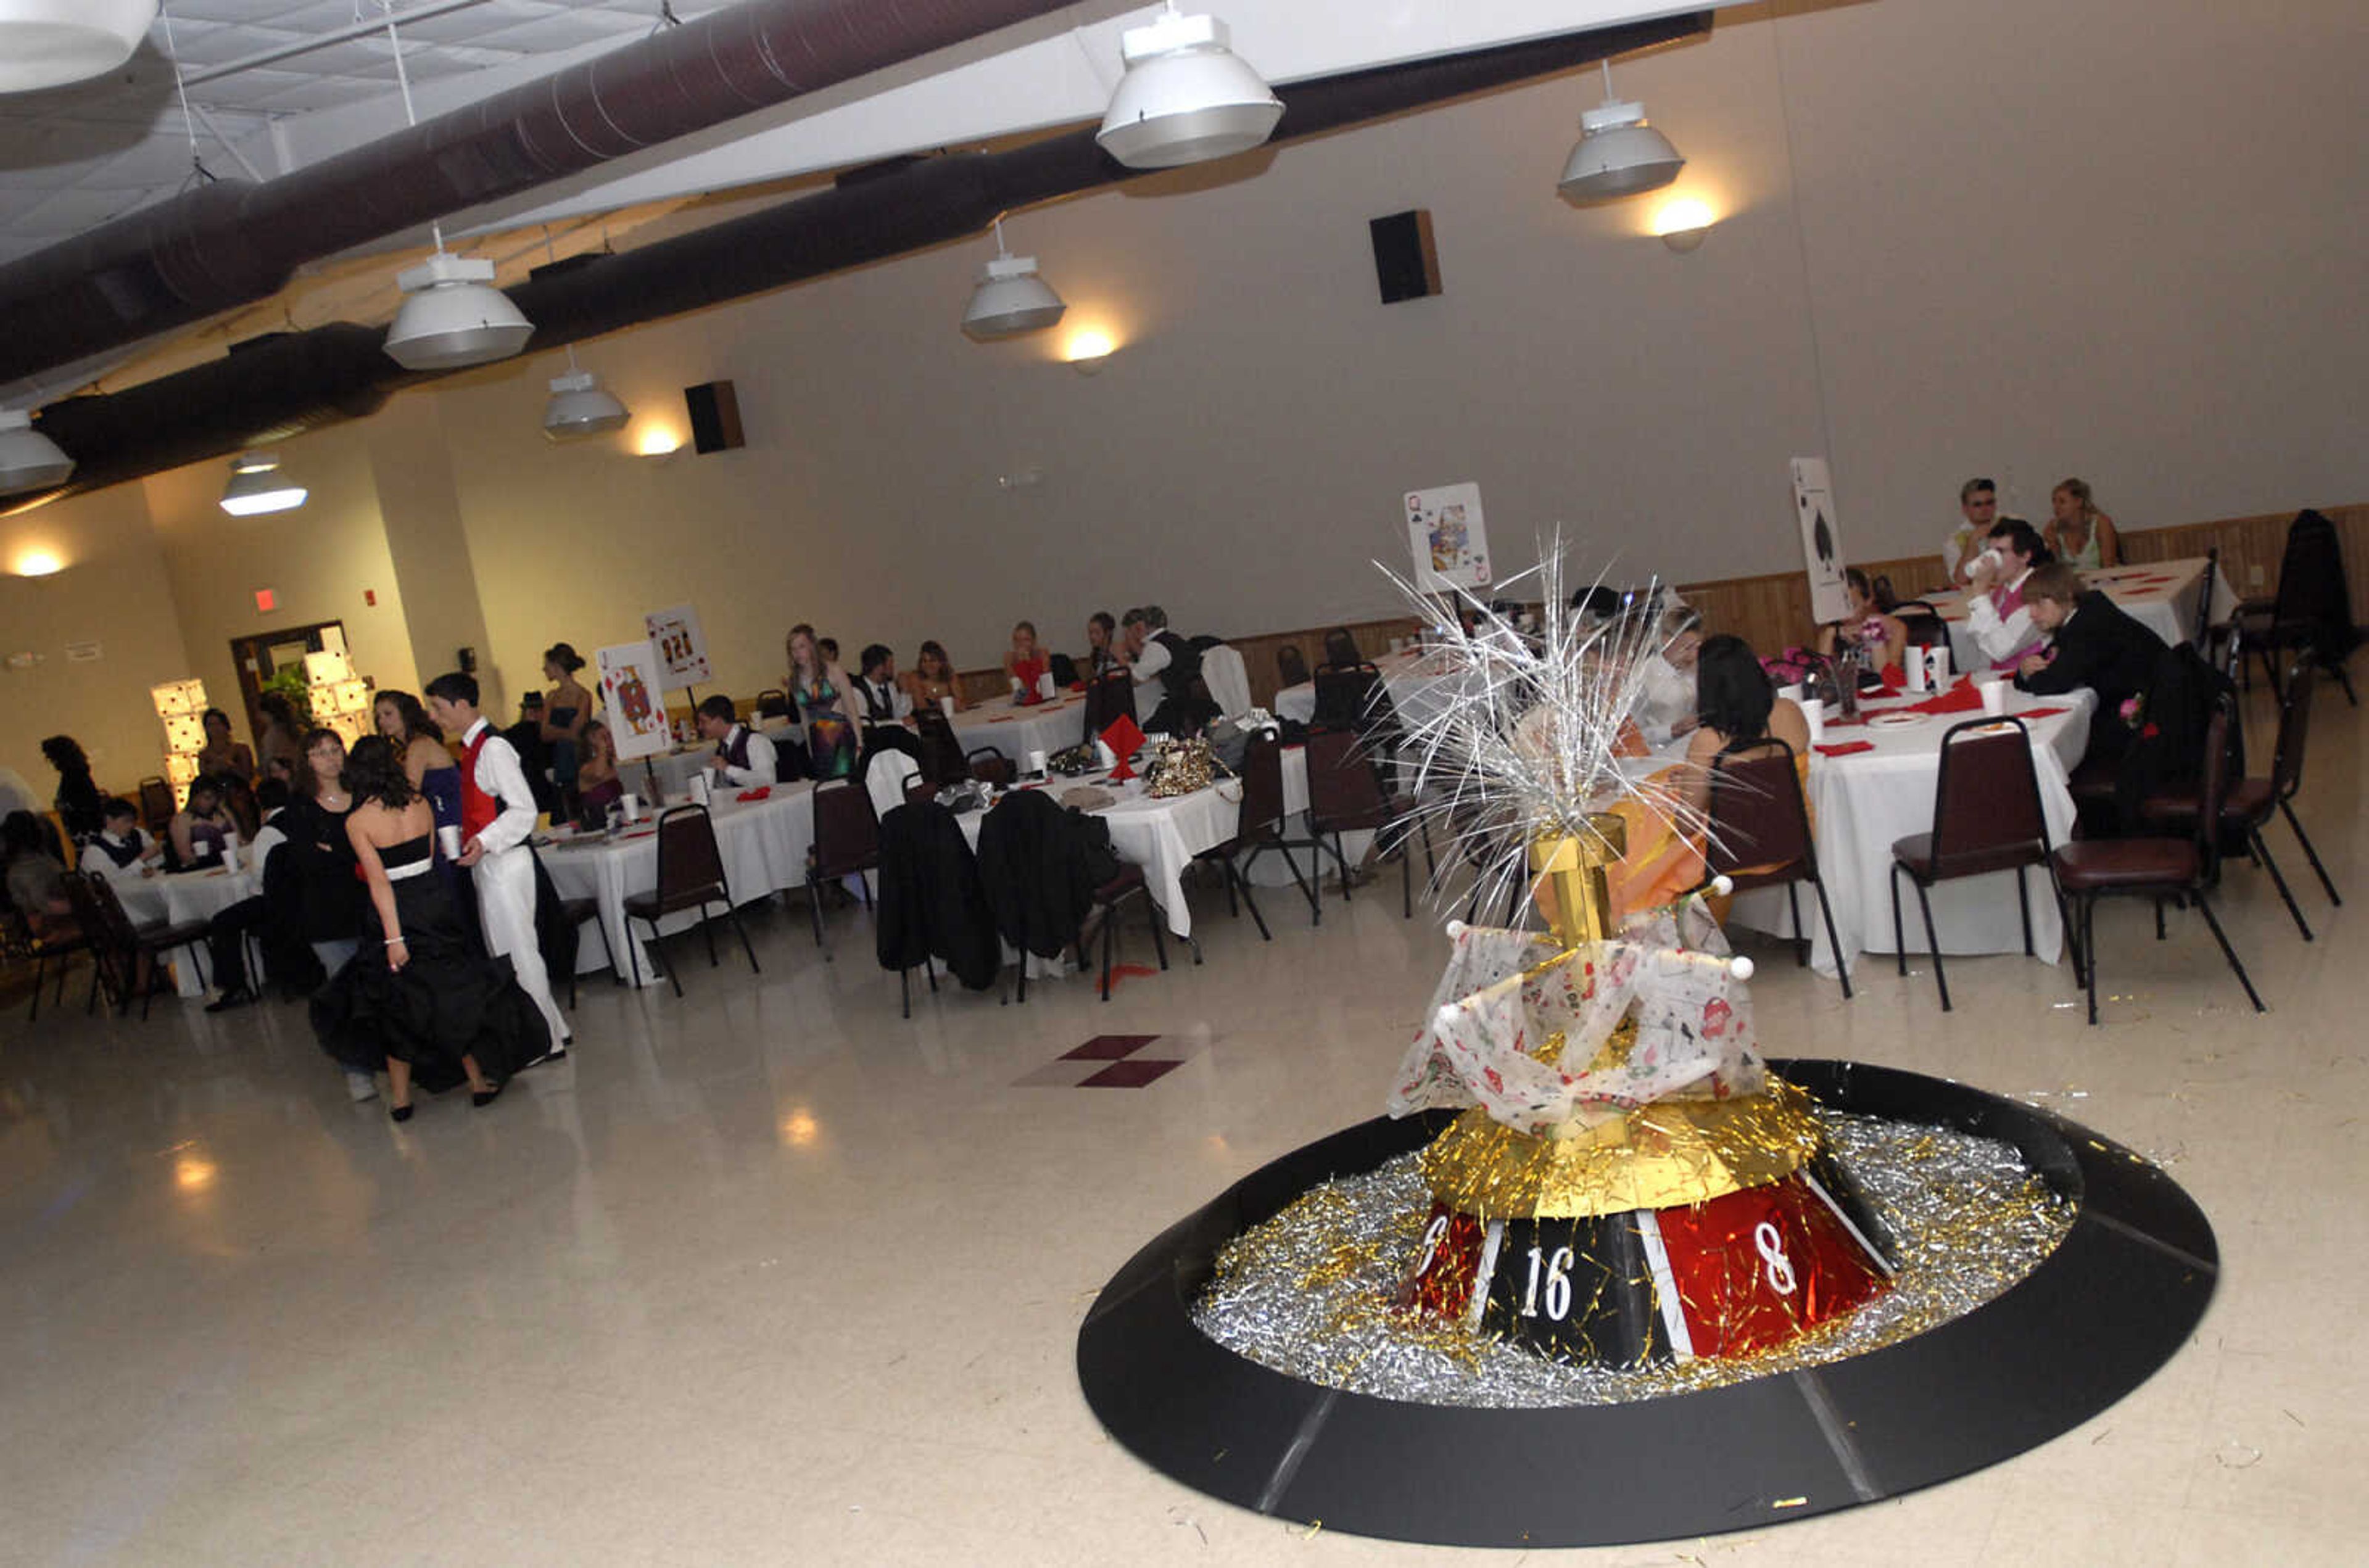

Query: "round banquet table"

xmin=113 ymin=865 xmax=257 ymax=997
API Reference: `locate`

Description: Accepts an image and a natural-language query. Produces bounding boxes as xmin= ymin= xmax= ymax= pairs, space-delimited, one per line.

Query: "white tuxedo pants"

xmin=476 ymin=847 xmax=564 ymax=1051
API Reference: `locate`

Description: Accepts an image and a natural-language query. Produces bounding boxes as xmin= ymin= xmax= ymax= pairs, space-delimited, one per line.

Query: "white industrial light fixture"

xmin=542 ymin=365 xmax=631 ymax=440
xmin=0 ymin=408 xmax=73 ymax=494
xmin=1096 ymin=6 xmax=1282 ymax=170
xmin=1557 ymin=59 xmax=1685 ymax=204
xmin=962 ymin=218 xmax=1068 ymax=340
xmin=218 ymin=451 xmax=307 ymax=516
xmin=0 ymin=1 xmax=159 ymax=95
xmin=378 ymin=14 xmax=533 ymax=370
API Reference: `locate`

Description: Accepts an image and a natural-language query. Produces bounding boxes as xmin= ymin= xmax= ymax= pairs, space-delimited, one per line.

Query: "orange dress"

xmin=1605 ymin=753 xmax=1814 ymax=923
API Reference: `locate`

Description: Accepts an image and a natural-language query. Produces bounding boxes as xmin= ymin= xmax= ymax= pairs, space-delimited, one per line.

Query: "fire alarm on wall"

xmin=365 ymin=589 xmax=377 ymax=606
xmin=255 ymin=588 xmax=276 ymax=613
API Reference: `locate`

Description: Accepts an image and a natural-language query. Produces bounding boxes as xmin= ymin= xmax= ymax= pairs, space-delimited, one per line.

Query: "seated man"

xmin=2013 ymin=563 xmax=2167 ymax=767
xmin=1962 ymin=518 xmax=2051 ymax=669
xmin=203 ymin=779 xmax=296 ymax=1012
xmin=1117 ymin=604 xmax=1209 ymax=735
xmin=699 ymin=695 xmax=780 ymax=789
xmin=851 ymin=643 xmax=914 ymax=731
xmin=83 ymin=797 xmax=164 ymax=883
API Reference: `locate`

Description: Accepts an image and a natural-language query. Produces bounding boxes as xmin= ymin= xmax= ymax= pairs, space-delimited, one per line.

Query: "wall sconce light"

xmin=10 ymin=548 xmax=66 ymax=577
xmin=1652 ymin=197 xmax=1715 ymax=253
xmin=1064 ymin=329 xmax=1116 ymax=376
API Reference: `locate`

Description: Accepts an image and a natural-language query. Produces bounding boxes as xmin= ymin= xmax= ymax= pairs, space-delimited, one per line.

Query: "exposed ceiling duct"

xmin=0 ymin=0 xmax=1087 ymax=390
xmin=14 ymin=12 xmax=1711 ymax=512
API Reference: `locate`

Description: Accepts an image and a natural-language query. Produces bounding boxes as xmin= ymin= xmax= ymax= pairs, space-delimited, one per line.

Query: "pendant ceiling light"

xmin=1557 ymin=59 xmax=1684 ymax=204
xmin=0 ymin=408 xmax=72 ymax=495
xmin=0 ymin=1 xmax=159 ymax=95
xmin=218 ymin=450 xmax=306 ymax=516
xmin=961 ymin=218 xmax=1067 ymax=341
xmin=543 ymin=366 xmax=630 ymax=440
xmin=377 ymin=14 xmax=532 ymax=371
xmin=1096 ymin=6 xmax=1281 ymax=170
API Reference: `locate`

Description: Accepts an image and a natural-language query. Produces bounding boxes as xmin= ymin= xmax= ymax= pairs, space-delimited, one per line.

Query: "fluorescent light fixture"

xmin=219 ymin=451 xmax=307 ymax=516
xmin=384 ymin=250 xmax=534 ymax=371
xmin=1096 ymin=8 xmax=1282 ymax=170
xmin=0 ymin=408 xmax=72 ymax=494
xmin=0 ymin=1 xmax=157 ymax=94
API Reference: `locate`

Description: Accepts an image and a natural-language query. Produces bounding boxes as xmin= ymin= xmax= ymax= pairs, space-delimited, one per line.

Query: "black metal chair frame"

xmin=622 ymin=805 xmax=758 ymax=997
xmin=803 ymin=780 xmax=877 ymax=959
xmin=71 ymin=870 xmax=211 ymax=1019
xmin=1887 ymin=717 xmax=2066 ymax=1011
xmin=2054 ymin=698 xmax=2263 ymax=1025
xmin=555 ymin=895 xmax=616 ymax=1008
xmin=1193 ymin=736 xmax=1317 ymax=939
xmin=4 ymin=906 xmax=95 ymax=1021
xmin=1302 ymin=728 xmax=1432 ymax=920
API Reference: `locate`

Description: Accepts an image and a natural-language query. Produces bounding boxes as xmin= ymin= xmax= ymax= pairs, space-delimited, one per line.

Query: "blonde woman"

xmin=2043 ymin=479 xmax=2119 ymax=569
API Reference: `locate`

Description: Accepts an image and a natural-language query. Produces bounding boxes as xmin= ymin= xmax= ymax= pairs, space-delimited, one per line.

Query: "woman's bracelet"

xmin=385 ymin=935 xmax=405 ymax=945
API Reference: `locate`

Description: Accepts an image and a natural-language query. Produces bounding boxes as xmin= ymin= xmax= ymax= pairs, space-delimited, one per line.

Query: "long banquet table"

xmin=537 ymin=748 xmax=1347 ymax=987
xmin=1724 ymin=684 xmax=2097 ymax=978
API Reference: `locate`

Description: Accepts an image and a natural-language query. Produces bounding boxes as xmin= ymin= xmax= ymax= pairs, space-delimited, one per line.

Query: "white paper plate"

xmin=1867 ymin=711 xmax=1928 ymax=728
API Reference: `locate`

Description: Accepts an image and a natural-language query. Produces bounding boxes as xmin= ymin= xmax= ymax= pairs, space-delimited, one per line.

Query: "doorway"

xmin=229 ymin=619 xmax=347 ymax=742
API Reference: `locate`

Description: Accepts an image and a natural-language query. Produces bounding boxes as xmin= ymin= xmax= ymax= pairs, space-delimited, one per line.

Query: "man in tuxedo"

xmin=2014 ymin=564 xmax=2167 ymax=765
xmin=699 ymin=694 xmax=779 ymax=788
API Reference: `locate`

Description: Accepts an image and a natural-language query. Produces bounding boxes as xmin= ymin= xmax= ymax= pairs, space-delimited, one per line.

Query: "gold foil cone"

xmin=1421 ymin=1079 xmax=1823 ymax=1219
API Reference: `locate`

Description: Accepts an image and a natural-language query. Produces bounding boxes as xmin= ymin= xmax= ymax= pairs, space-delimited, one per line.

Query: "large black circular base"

xmin=1076 ymin=1060 xmax=2217 ymax=1548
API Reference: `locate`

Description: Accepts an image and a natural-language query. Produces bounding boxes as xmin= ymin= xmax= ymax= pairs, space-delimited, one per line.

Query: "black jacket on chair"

xmin=875 ymin=801 xmax=1001 ymax=991
xmin=2015 ymin=590 xmax=2166 ymax=765
xmin=975 ymin=789 xmax=1113 ymax=960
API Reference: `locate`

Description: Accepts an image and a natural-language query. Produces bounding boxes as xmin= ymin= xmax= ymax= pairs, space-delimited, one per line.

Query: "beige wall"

xmin=140 ymin=421 xmax=422 ymax=742
xmin=6 ymin=0 xmax=2364 ymax=741
xmin=0 ymin=484 xmax=192 ymax=796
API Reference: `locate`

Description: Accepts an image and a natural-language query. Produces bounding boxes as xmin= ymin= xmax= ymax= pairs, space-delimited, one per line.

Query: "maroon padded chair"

xmin=1700 ymin=741 xmax=1852 ymax=998
xmin=2141 ymin=649 xmax=2339 ymax=939
xmin=1191 ymin=733 xmax=1315 ymax=939
xmin=965 ymin=747 xmax=1015 ymax=788
xmin=803 ymin=780 xmax=879 ymax=959
xmin=621 ymin=805 xmax=757 ymax=996
xmin=2 ymin=904 xmax=94 ymax=1021
xmin=2052 ymin=699 xmax=2263 ymax=1025
xmin=1083 ymin=863 xmax=1168 ymax=1002
xmin=1888 ymin=717 xmax=2062 ymax=1011
xmin=67 ymin=870 xmax=212 ymax=1019
xmin=1276 ymin=645 xmax=1311 ymax=691
xmin=1302 ymin=727 xmax=1429 ymax=918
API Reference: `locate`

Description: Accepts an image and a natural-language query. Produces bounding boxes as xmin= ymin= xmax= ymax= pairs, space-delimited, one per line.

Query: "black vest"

xmin=88 ymin=831 xmax=144 ymax=870
xmin=718 ymin=725 xmax=755 ymax=770
xmin=857 ymin=677 xmax=901 ymax=725
xmin=1151 ymin=630 xmax=1201 ymax=698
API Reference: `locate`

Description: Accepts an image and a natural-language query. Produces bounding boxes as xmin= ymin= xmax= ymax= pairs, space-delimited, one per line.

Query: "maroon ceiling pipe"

xmin=10 ymin=13 xmax=1710 ymax=512
xmin=0 ymin=0 xmax=1083 ymax=388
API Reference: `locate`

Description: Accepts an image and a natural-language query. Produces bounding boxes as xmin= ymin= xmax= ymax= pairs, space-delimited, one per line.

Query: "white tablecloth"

xmin=951 ymin=748 xmax=1326 ymax=942
xmin=1726 ymin=686 xmax=2097 ymax=977
xmin=1932 ymin=557 xmax=2210 ymax=672
xmin=115 ymin=866 xmax=255 ymax=997
xmin=1274 ymin=645 xmax=1466 ymax=731
xmin=948 ymin=689 xmax=1102 ymax=765
xmin=540 ymin=784 xmax=818 ymax=988
xmin=636 ymin=720 xmax=803 ymax=801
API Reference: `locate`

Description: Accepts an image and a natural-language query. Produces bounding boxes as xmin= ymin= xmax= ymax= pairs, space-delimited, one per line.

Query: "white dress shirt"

xmin=88 ymin=828 xmax=156 ymax=885
xmin=1963 ymin=567 xmax=2036 ymax=662
xmin=462 ymin=718 xmax=539 ymax=855
xmin=1129 ymin=637 xmax=1172 ymax=685
xmin=244 ymin=809 xmax=288 ymax=877
xmin=715 ymin=724 xmax=779 ymax=788
xmin=1632 ymin=654 xmax=1698 ymax=747
xmin=853 ymin=676 xmax=913 ymax=725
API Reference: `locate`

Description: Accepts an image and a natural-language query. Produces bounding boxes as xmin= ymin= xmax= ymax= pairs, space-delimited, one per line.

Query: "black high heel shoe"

xmin=471 ymin=1083 xmax=503 ymax=1108
xmin=389 ymin=1102 xmax=415 ymax=1123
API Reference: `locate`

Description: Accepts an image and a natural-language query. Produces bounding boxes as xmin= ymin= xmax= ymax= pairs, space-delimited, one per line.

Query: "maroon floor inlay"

xmin=1062 ymin=1034 xmax=1160 ymax=1061
xmin=1077 ymin=1058 xmax=1185 ymax=1089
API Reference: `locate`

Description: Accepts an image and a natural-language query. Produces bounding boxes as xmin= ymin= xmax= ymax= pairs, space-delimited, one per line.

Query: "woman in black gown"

xmin=312 ymin=737 xmax=542 ymax=1121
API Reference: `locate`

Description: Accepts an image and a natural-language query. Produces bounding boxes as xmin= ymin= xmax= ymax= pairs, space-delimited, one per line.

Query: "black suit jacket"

xmin=2015 ymin=591 xmax=2164 ymax=707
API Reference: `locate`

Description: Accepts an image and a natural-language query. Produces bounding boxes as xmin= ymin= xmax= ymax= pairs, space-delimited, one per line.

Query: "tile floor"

xmin=1 ymin=682 xmax=2361 ymax=1566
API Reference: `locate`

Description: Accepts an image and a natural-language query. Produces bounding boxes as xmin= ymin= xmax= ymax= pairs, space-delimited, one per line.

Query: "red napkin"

xmin=736 ymin=787 xmax=771 ymax=802
xmin=1911 ymin=676 xmax=1986 ymax=714
xmin=1101 ymin=714 xmax=1146 ymax=782
xmin=1821 ymin=713 xmax=1869 ymax=729
xmin=1879 ymin=664 xmax=1908 ymax=691
xmin=2017 ymin=706 xmax=2067 ymax=719
xmin=1814 ymin=740 xmax=1875 ymax=757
